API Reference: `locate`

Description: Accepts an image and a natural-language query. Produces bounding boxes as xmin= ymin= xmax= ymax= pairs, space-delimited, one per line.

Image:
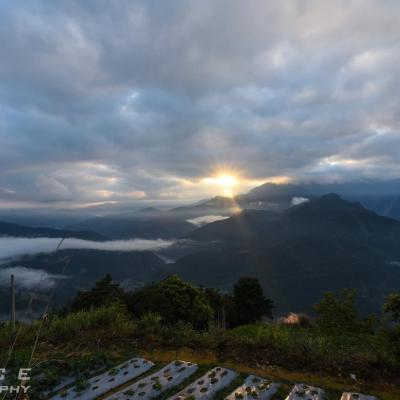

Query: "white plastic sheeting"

xmin=50 ymin=358 xmax=153 ymax=400
xmin=169 ymin=367 xmax=238 ymax=400
xmin=340 ymin=393 xmax=378 ymax=400
xmin=104 ymin=360 xmax=198 ymax=400
xmin=226 ymin=375 xmax=280 ymax=400
xmin=285 ymin=383 xmax=325 ymax=400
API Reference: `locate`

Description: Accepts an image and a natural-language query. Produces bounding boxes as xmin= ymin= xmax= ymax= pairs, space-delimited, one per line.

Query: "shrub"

xmin=138 ymin=312 xmax=163 ymax=335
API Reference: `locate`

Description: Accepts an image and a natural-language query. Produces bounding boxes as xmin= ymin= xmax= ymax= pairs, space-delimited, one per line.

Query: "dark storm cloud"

xmin=0 ymin=0 xmax=399 ymax=206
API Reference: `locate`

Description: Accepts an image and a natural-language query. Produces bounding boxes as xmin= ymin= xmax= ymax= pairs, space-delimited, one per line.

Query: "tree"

xmin=126 ymin=275 xmax=213 ymax=330
xmin=203 ymin=287 xmax=232 ymax=329
xmin=382 ymin=294 xmax=400 ymax=362
xmin=70 ymin=274 xmax=125 ymax=311
xmin=313 ymin=289 xmax=365 ymax=334
xmin=229 ymin=277 xmax=273 ymax=327
xmin=384 ymin=293 xmax=400 ymax=323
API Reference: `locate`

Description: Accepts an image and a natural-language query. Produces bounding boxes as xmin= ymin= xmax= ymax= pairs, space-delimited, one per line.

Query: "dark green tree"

xmin=384 ymin=293 xmax=400 ymax=322
xmin=229 ymin=277 xmax=273 ymax=327
xmin=70 ymin=274 xmax=125 ymax=311
xmin=126 ymin=275 xmax=213 ymax=330
xmin=204 ymin=287 xmax=233 ymax=329
xmin=314 ymin=289 xmax=366 ymax=334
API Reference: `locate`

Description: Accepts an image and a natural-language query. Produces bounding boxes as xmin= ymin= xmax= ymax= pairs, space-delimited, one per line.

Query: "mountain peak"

xmin=319 ymin=193 xmax=342 ymax=201
xmin=294 ymin=193 xmax=363 ymax=211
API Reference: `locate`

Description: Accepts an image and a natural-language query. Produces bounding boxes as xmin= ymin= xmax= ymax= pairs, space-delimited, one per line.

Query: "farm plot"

xmin=169 ymin=367 xmax=238 ymax=400
xmin=49 ymin=358 xmax=153 ymax=400
xmin=340 ymin=393 xmax=377 ymax=400
xmin=285 ymin=383 xmax=325 ymax=400
xmin=41 ymin=376 xmax=77 ymax=398
xmin=226 ymin=375 xmax=280 ymax=400
xmin=104 ymin=360 xmax=198 ymax=400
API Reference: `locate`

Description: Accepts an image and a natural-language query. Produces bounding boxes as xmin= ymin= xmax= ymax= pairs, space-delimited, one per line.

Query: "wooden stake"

xmin=11 ymin=274 xmax=16 ymax=332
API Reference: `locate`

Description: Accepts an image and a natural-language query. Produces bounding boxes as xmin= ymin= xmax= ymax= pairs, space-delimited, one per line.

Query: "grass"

xmin=44 ymin=303 xmax=133 ymax=340
xmin=1 ymin=305 xmax=400 ymax=400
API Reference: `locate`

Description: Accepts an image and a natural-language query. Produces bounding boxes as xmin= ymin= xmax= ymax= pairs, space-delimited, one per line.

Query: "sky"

xmin=0 ymin=0 xmax=399 ymax=209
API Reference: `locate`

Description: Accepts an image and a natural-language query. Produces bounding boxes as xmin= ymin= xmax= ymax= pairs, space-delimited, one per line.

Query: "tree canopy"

xmin=314 ymin=289 xmax=368 ymax=334
xmin=384 ymin=293 xmax=400 ymax=323
xmin=229 ymin=277 xmax=274 ymax=327
xmin=126 ymin=275 xmax=213 ymax=330
xmin=70 ymin=273 xmax=125 ymax=311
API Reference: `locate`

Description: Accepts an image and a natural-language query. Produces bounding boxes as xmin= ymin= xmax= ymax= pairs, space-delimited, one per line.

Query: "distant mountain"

xmin=171 ymin=180 xmax=400 ymax=220
xmin=235 ymin=180 xmax=400 ymax=220
xmin=2 ymin=194 xmax=400 ymax=317
xmin=0 ymin=249 xmax=167 ymax=317
xmin=171 ymin=194 xmax=400 ymax=315
xmin=68 ymin=209 xmax=195 ymax=240
xmin=0 ymin=221 xmax=107 ymax=241
xmin=68 ymin=198 xmax=240 ymax=240
xmin=170 ymin=196 xmax=239 ymax=218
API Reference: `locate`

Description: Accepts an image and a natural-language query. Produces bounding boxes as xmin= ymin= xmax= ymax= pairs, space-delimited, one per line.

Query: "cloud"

xmin=187 ymin=215 xmax=229 ymax=227
xmin=0 ymin=266 xmax=65 ymax=290
xmin=291 ymin=197 xmax=310 ymax=206
xmin=35 ymin=174 xmax=71 ymax=201
xmin=0 ymin=0 xmax=399 ymax=208
xmin=0 ymin=237 xmax=175 ymax=260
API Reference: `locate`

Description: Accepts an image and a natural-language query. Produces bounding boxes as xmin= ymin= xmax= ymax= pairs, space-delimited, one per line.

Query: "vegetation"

xmin=313 ymin=289 xmax=373 ymax=335
xmin=69 ymin=274 xmax=274 ymax=330
xmin=1 ymin=275 xmax=400 ymax=399
xmin=69 ymin=273 xmax=126 ymax=311
xmin=230 ymin=277 xmax=274 ymax=326
xmin=126 ymin=275 xmax=214 ymax=330
xmin=384 ymin=293 xmax=400 ymax=322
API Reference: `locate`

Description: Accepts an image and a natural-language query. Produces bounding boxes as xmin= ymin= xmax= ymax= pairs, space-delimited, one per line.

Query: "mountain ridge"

xmin=0 ymin=220 xmax=108 ymax=241
xmin=171 ymin=194 xmax=400 ymax=315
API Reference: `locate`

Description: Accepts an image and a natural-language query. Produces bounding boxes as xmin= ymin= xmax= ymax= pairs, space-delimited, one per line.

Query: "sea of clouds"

xmin=187 ymin=215 xmax=228 ymax=227
xmin=0 ymin=237 xmax=175 ymax=260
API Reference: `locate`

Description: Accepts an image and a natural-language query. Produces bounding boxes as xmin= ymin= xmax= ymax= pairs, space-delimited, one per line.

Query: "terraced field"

xmin=44 ymin=358 xmax=378 ymax=400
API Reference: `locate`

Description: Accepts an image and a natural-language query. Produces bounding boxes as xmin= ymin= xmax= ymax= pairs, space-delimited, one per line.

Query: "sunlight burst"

xmin=203 ymin=172 xmax=239 ymax=197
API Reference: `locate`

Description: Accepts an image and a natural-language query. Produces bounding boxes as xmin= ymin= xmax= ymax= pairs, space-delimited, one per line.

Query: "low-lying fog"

xmin=186 ymin=215 xmax=228 ymax=226
xmin=0 ymin=237 xmax=175 ymax=260
xmin=0 ymin=266 xmax=65 ymax=290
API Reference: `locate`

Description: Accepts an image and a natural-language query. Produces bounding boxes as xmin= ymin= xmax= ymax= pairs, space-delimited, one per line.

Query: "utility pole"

xmin=11 ymin=274 xmax=16 ymax=332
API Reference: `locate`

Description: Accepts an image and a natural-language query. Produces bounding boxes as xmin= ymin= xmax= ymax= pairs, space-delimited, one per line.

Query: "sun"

xmin=215 ymin=174 xmax=237 ymax=189
xmin=203 ymin=173 xmax=239 ymax=197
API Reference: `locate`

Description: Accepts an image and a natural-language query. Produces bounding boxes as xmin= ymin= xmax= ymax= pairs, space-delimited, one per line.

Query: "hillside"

xmin=171 ymin=194 xmax=400 ymax=314
xmin=0 ymin=249 xmax=167 ymax=315
xmin=175 ymin=180 xmax=400 ymax=220
xmin=68 ymin=210 xmax=195 ymax=239
xmin=0 ymin=220 xmax=107 ymax=241
xmin=236 ymin=180 xmax=400 ymax=219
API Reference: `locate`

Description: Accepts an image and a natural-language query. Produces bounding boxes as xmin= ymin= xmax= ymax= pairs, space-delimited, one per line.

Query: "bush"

xmin=137 ymin=312 xmax=163 ymax=335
